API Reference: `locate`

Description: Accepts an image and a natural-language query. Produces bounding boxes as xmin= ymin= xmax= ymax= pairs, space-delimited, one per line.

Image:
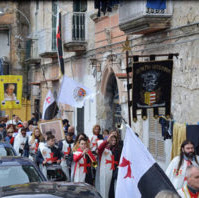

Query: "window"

xmin=52 ymin=1 xmax=58 ymax=51
xmin=0 ymin=165 xmax=43 ymax=187
xmin=73 ymin=0 xmax=87 ymax=12
xmin=148 ymin=108 xmax=165 ymax=161
xmin=72 ymin=0 xmax=87 ymax=41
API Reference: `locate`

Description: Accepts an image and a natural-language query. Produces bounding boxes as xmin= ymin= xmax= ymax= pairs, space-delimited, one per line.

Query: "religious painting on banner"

xmin=39 ymin=119 xmax=65 ymax=142
xmin=132 ymin=60 xmax=173 ymax=121
xmin=0 ymin=75 xmax=23 ymax=109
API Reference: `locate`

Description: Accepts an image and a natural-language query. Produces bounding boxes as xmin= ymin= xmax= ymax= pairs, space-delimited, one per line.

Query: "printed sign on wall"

xmin=0 ymin=75 xmax=23 ymax=109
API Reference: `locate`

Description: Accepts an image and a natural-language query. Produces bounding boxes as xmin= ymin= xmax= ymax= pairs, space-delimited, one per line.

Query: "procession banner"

xmin=115 ymin=125 xmax=177 ymax=198
xmin=0 ymin=75 xmax=23 ymax=109
xmin=42 ymin=90 xmax=59 ymax=120
xmin=58 ymin=75 xmax=94 ymax=108
xmin=132 ymin=60 xmax=173 ymax=121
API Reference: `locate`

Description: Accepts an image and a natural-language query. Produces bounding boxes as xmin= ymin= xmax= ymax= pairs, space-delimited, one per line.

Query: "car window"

xmin=0 ymin=147 xmax=15 ymax=156
xmin=0 ymin=165 xmax=43 ymax=187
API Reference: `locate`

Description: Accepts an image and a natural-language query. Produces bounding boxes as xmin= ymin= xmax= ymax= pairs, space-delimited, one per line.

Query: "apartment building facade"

xmin=26 ymin=0 xmax=199 ymax=170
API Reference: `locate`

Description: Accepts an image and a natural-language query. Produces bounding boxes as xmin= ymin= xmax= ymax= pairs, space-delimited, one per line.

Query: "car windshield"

xmin=0 ymin=165 xmax=43 ymax=187
xmin=0 ymin=146 xmax=15 ymax=156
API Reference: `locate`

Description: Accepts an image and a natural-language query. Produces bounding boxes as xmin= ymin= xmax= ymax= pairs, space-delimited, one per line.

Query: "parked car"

xmin=0 ymin=142 xmax=17 ymax=156
xmin=0 ymin=156 xmax=46 ymax=187
xmin=0 ymin=182 xmax=102 ymax=198
xmin=0 ymin=157 xmax=102 ymax=198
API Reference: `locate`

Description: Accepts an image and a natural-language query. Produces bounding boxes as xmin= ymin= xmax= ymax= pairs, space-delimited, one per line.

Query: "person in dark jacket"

xmin=0 ymin=124 xmax=6 ymax=141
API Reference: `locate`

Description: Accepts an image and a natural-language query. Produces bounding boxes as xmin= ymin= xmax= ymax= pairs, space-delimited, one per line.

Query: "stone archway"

xmin=104 ymin=73 xmax=122 ymax=130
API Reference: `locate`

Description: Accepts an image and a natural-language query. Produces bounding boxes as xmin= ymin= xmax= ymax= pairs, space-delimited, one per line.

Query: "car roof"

xmin=0 ymin=156 xmax=35 ymax=166
xmin=1 ymin=182 xmax=102 ymax=198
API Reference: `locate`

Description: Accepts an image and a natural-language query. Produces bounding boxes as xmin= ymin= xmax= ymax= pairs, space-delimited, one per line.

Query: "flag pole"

xmin=126 ymin=50 xmax=131 ymax=127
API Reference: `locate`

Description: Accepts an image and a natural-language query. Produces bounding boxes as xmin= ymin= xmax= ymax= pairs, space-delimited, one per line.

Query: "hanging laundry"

xmin=159 ymin=116 xmax=173 ymax=140
xmin=146 ymin=0 xmax=166 ymax=9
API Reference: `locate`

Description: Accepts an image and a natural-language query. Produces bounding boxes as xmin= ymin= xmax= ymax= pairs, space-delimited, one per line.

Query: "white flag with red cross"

xmin=115 ymin=125 xmax=177 ymax=198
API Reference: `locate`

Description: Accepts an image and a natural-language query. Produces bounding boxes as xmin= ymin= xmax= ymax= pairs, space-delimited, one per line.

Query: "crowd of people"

xmin=1 ymin=114 xmax=199 ymax=198
xmin=0 ymin=114 xmax=123 ymax=198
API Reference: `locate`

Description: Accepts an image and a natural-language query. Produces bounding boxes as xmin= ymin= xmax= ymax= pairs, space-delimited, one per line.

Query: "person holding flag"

xmin=115 ymin=125 xmax=178 ymax=198
xmin=97 ymin=133 xmax=122 ymax=198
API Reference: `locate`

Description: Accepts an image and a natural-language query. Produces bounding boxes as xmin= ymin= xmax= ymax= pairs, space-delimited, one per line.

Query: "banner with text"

xmin=132 ymin=60 xmax=173 ymax=121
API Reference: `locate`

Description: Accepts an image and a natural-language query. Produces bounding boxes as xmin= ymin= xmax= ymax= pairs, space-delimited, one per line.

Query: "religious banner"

xmin=0 ymin=75 xmax=23 ymax=109
xmin=39 ymin=119 xmax=65 ymax=142
xmin=58 ymin=75 xmax=94 ymax=108
xmin=132 ymin=60 xmax=173 ymax=121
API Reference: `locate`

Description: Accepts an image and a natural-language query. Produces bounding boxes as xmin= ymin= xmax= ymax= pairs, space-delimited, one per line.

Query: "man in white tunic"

xmin=166 ymin=140 xmax=199 ymax=190
xmin=13 ymin=128 xmax=29 ymax=156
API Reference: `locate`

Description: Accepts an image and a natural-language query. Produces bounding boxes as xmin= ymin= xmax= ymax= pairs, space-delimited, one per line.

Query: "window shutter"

xmin=148 ymin=108 xmax=165 ymax=161
xmin=77 ymin=107 xmax=84 ymax=134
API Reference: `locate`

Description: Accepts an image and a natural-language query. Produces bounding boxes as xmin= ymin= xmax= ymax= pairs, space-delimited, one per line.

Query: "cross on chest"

xmin=106 ymin=155 xmax=118 ymax=170
xmin=64 ymin=147 xmax=71 ymax=155
xmin=46 ymin=152 xmax=58 ymax=163
xmin=79 ymin=158 xmax=91 ymax=173
xmin=34 ymin=142 xmax=39 ymax=153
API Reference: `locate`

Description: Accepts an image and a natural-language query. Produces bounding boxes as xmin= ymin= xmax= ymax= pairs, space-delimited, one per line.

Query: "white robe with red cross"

xmin=60 ymin=140 xmax=74 ymax=181
xmin=90 ymin=135 xmax=99 ymax=152
xmin=73 ymin=148 xmax=91 ymax=183
xmin=39 ymin=143 xmax=59 ymax=178
xmin=165 ymin=156 xmax=199 ymax=190
xmin=97 ymin=140 xmax=118 ymax=198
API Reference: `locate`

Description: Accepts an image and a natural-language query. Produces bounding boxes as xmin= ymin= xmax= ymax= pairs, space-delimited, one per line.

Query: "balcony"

xmin=119 ymin=0 xmax=173 ymax=34
xmin=25 ymin=39 xmax=41 ymax=64
xmin=38 ymin=28 xmax=57 ymax=58
xmin=63 ymin=12 xmax=87 ymax=52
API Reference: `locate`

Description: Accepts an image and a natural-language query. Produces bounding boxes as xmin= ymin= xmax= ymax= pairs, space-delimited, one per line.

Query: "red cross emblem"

xmin=119 ymin=157 xmax=134 ymax=179
xmin=46 ymin=97 xmax=51 ymax=104
xmin=105 ymin=155 xmax=118 ymax=170
xmin=34 ymin=142 xmax=39 ymax=153
xmin=46 ymin=152 xmax=58 ymax=163
xmin=79 ymin=158 xmax=91 ymax=173
xmin=92 ymin=138 xmax=99 ymax=148
xmin=64 ymin=147 xmax=71 ymax=156
xmin=56 ymin=26 xmax=61 ymax=39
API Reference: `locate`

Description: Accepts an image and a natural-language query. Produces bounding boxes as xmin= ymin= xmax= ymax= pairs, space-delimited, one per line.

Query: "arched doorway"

xmin=104 ymin=73 xmax=122 ymax=130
